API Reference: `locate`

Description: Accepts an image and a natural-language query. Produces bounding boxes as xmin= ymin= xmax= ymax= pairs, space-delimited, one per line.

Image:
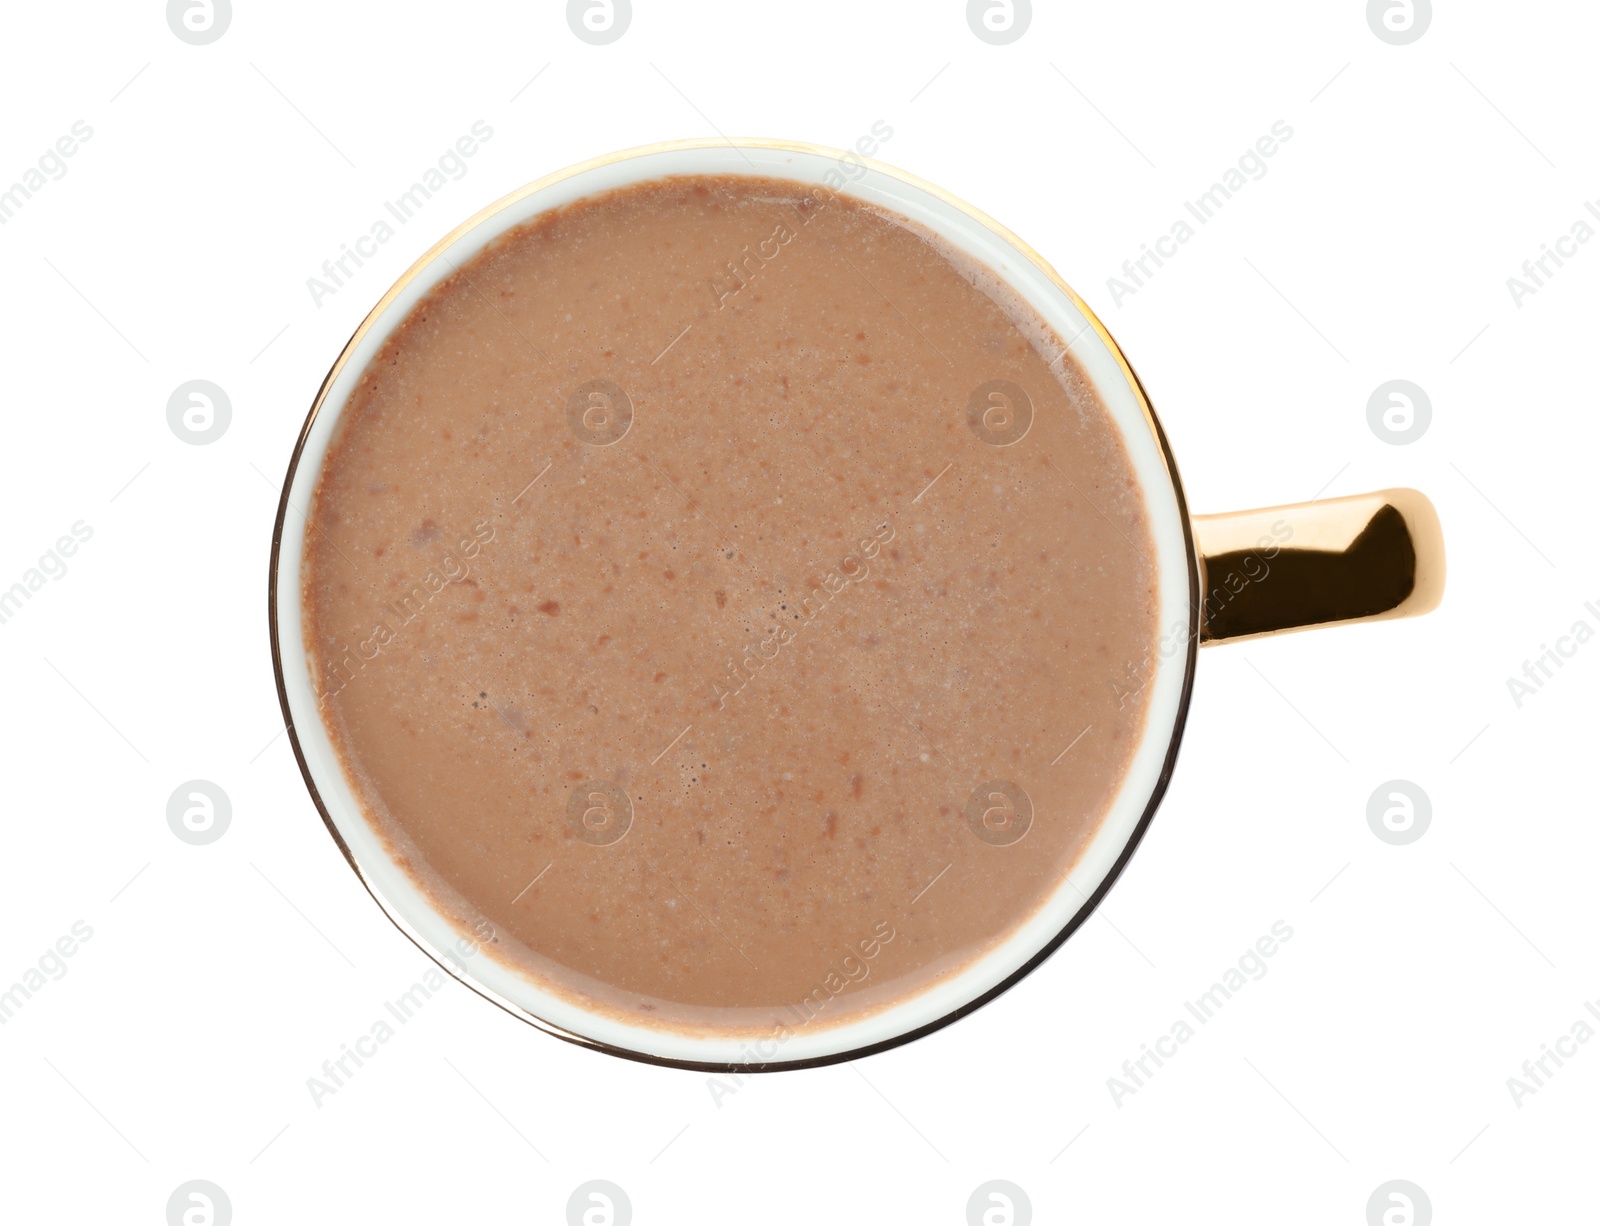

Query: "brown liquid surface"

xmin=303 ymin=174 xmax=1158 ymax=1036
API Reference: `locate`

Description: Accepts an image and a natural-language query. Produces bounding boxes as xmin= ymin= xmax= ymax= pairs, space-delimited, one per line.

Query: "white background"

xmin=1 ymin=2 xmax=1595 ymax=1222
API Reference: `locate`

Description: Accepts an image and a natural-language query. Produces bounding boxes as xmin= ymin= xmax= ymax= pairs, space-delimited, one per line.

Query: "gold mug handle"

xmin=1193 ymin=488 xmax=1445 ymax=644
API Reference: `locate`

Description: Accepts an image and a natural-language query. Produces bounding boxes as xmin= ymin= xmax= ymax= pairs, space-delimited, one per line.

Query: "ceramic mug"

xmin=269 ymin=139 xmax=1445 ymax=1070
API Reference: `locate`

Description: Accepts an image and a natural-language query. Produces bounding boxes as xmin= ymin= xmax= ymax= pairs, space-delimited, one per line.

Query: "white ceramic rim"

xmin=270 ymin=139 xmax=1197 ymax=1069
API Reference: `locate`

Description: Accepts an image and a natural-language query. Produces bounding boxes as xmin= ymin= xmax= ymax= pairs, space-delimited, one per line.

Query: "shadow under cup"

xmin=269 ymin=139 xmax=1438 ymax=1070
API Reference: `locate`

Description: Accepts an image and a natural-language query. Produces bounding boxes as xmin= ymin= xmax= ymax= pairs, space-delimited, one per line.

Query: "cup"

xmin=269 ymin=138 xmax=1444 ymax=1069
